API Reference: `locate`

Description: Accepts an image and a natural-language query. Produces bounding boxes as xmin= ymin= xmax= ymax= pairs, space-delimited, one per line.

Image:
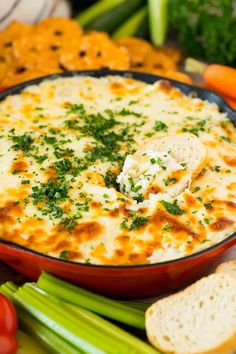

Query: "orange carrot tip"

xmin=185 ymin=58 xmax=236 ymax=101
xmin=223 ymin=96 xmax=236 ymax=110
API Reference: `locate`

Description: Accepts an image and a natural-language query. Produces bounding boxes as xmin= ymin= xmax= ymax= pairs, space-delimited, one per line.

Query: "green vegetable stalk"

xmin=37 ymin=272 xmax=146 ymax=330
xmin=76 ymin=0 xmax=127 ymax=27
xmin=0 ymin=278 xmax=159 ymax=354
xmin=14 ymin=283 xmax=157 ymax=353
xmin=148 ymin=0 xmax=168 ymax=45
xmin=112 ymin=6 xmax=148 ymax=39
xmin=84 ymin=0 xmax=146 ymax=33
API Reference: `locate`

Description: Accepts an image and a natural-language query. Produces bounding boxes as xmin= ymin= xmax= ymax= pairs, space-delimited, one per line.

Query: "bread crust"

xmin=216 ymin=261 xmax=236 ymax=281
xmin=146 ymin=273 xmax=236 ymax=354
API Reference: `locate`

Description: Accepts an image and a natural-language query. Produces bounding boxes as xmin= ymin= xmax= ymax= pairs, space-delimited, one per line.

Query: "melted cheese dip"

xmin=0 ymin=76 xmax=235 ymax=265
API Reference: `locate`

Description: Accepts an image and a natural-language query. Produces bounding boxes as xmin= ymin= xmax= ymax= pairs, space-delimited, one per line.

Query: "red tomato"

xmin=0 ymin=335 xmax=18 ymax=354
xmin=0 ymin=294 xmax=17 ymax=336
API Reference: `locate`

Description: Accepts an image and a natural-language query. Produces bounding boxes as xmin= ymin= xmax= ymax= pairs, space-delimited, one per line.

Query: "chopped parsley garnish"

xmin=133 ymin=194 xmax=144 ymax=203
xmin=160 ymin=199 xmax=185 ymax=215
xmin=45 ymin=203 xmax=63 ymax=218
xmin=182 ymin=119 xmax=207 ymax=136
xmin=129 ymin=216 xmax=149 ymax=231
xmin=180 ymin=162 xmax=187 ymax=169
xmin=66 ymin=103 xmax=86 ymax=116
xmin=128 ymin=178 xmax=142 ymax=193
xmin=54 ymin=159 xmax=72 ymax=177
xmin=214 ymin=165 xmax=221 ymax=172
xmin=31 ymin=179 xmax=69 ymax=203
xmin=163 ymin=177 xmax=177 ymax=186
xmin=204 ymin=202 xmax=213 ymax=209
xmin=81 ymin=112 xmax=118 ymax=141
xmin=21 ymin=180 xmax=30 ymax=185
xmin=150 ymin=158 xmax=156 ymax=164
xmin=76 ymin=201 xmax=89 ymax=212
xmin=128 ymin=100 xmax=139 ymax=105
xmin=44 ymin=136 xmax=57 ymax=145
xmin=59 ymin=250 xmax=69 ymax=260
xmin=120 ymin=218 xmax=128 ymax=230
xmin=221 ymin=136 xmax=231 ymax=143
xmin=104 ymin=170 xmax=119 ymax=189
xmin=11 ymin=133 xmax=34 ymax=152
xmin=163 ymin=224 xmax=172 ymax=231
xmin=145 ymin=132 xmax=155 ymax=138
xmin=34 ymin=154 xmax=48 ymax=163
xmin=117 ymin=108 xmax=142 ymax=117
xmin=54 ymin=146 xmax=74 ymax=159
xmin=154 ymin=120 xmax=168 ymax=132
xmin=61 ymin=215 xmax=82 ymax=230
xmin=151 ymin=157 xmax=166 ymax=170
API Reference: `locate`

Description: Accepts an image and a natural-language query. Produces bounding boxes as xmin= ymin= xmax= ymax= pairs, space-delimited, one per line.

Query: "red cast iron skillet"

xmin=0 ymin=69 xmax=235 ymax=299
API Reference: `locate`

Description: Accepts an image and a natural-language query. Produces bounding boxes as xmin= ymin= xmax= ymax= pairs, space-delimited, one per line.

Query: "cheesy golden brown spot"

xmin=0 ymin=76 xmax=235 ymax=265
xmin=210 ymin=217 xmax=234 ymax=232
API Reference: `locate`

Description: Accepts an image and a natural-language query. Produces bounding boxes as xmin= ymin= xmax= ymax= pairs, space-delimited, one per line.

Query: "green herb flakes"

xmin=160 ymin=199 xmax=185 ymax=215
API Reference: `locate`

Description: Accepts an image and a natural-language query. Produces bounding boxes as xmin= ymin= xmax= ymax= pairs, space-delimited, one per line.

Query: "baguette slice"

xmin=216 ymin=261 xmax=236 ymax=281
xmin=117 ymin=133 xmax=207 ymax=200
xmin=146 ymin=273 xmax=236 ymax=354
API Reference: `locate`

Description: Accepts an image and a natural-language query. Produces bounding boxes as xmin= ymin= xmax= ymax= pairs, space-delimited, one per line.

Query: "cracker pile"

xmin=0 ymin=17 xmax=190 ymax=86
xmin=116 ymin=37 xmax=191 ymax=83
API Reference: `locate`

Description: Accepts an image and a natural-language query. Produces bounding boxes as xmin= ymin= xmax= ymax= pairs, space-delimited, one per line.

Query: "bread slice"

xmin=216 ymin=261 xmax=236 ymax=281
xmin=145 ymin=273 xmax=236 ymax=354
xmin=117 ymin=133 xmax=207 ymax=200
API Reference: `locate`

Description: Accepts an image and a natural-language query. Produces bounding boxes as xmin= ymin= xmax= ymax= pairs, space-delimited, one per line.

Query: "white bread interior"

xmin=145 ymin=273 xmax=236 ymax=354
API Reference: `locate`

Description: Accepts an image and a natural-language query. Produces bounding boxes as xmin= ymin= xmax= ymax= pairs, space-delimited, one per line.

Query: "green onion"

xmin=14 ymin=283 xmax=157 ymax=354
xmin=37 ymin=272 xmax=146 ymax=330
xmin=76 ymin=0 xmax=126 ymax=27
xmin=112 ymin=6 xmax=147 ymax=39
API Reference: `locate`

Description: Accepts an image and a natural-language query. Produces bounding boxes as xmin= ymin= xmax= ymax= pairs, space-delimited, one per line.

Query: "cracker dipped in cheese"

xmin=0 ymin=75 xmax=235 ymax=265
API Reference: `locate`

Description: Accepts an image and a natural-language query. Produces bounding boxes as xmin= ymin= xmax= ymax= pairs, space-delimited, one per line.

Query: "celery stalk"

xmin=1 ymin=283 xmax=83 ymax=354
xmin=37 ymin=272 xmax=146 ymax=330
xmin=0 ymin=281 xmax=18 ymax=300
xmin=17 ymin=330 xmax=48 ymax=354
xmin=15 ymin=285 xmax=114 ymax=354
xmin=119 ymin=300 xmax=150 ymax=311
xmin=76 ymin=0 xmax=126 ymax=27
xmin=18 ymin=308 xmax=82 ymax=354
xmin=66 ymin=303 xmax=157 ymax=354
xmin=14 ymin=284 xmax=157 ymax=354
xmin=148 ymin=0 xmax=167 ymax=45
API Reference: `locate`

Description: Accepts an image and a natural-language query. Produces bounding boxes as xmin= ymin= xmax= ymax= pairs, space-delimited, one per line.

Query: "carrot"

xmin=223 ymin=96 xmax=236 ymax=110
xmin=204 ymin=64 xmax=236 ymax=100
xmin=185 ymin=59 xmax=236 ymax=100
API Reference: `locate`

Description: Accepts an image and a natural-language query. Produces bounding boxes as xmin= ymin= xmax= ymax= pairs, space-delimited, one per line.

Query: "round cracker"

xmin=60 ymin=31 xmax=130 ymax=71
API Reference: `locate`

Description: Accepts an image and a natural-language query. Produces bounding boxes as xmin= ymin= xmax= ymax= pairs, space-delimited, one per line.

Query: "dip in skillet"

xmin=0 ymin=75 xmax=235 ymax=265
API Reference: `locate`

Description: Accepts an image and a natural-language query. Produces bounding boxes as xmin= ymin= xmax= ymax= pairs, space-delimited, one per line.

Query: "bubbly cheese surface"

xmin=0 ymin=75 xmax=235 ymax=265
